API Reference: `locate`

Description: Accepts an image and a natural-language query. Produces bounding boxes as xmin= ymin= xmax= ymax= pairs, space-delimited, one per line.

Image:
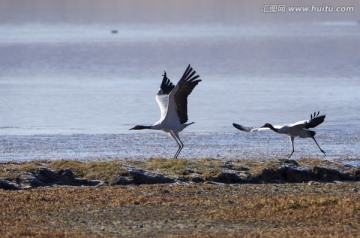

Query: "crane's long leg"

xmin=174 ymin=132 xmax=184 ymax=159
xmin=170 ymin=131 xmax=183 ymax=159
xmin=175 ymin=140 xmax=184 ymax=159
xmin=288 ymin=136 xmax=295 ymax=158
xmin=312 ymin=137 xmax=326 ymax=156
xmin=169 ymin=131 xmax=181 ymax=158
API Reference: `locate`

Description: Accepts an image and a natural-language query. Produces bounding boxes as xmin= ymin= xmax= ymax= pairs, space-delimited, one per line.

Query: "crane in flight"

xmin=130 ymin=65 xmax=201 ymax=159
xmin=233 ymin=111 xmax=326 ymax=158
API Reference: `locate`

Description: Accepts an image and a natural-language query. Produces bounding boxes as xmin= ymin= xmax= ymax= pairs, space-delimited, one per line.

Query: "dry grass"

xmin=49 ymin=160 xmax=129 ymax=185
xmin=297 ymin=157 xmax=348 ymax=170
xmin=1 ymin=158 xmax=360 ymax=237
xmin=0 ymin=183 xmax=359 ymax=237
xmin=135 ymin=158 xmax=224 ymax=177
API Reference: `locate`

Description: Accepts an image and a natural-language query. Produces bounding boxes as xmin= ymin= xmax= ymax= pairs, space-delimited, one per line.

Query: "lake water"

xmin=1 ymin=22 xmax=360 ymax=165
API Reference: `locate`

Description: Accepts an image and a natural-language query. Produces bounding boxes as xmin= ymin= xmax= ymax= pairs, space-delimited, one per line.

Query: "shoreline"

xmin=1 ymin=157 xmax=359 ymax=189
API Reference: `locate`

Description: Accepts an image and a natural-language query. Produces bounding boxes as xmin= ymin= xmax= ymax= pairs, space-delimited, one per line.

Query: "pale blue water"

xmin=1 ymin=22 xmax=360 ymax=164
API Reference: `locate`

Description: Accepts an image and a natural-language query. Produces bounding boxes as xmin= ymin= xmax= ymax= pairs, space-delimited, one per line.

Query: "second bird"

xmin=233 ymin=111 xmax=326 ymax=158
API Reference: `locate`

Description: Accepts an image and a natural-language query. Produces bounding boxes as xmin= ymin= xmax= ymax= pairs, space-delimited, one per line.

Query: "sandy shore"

xmin=1 ymin=158 xmax=359 ymax=237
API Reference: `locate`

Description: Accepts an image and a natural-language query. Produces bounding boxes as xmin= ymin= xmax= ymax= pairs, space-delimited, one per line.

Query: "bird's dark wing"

xmin=167 ymin=64 xmax=201 ymax=124
xmin=232 ymin=123 xmax=254 ymax=132
xmin=305 ymin=111 xmax=326 ymax=128
xmin=159 ymin=71 xmax=175 ymax=95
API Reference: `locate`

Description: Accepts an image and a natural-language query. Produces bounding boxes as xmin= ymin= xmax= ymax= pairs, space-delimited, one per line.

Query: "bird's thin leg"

xmin=174 ymin=141 xmax=184 ymax=159
xmin=177 ymin=139 xmax=184 ymax=158
xmin=174 ymin=142 xmax=182 ymax=159
xmin=312 ymin=137 xmax=326 ymax=156
xmin=288 ymin=137 xmax=295 ymax=158
xmin=170 ymin=131 xmax=182 ymax=159
xmin=174 ymin=148 xmax=181 ymax=159
xmin=174 ymin=132 xmax=184 ymax=159
xmin=170 ymin=131 xmax=181 ymax=158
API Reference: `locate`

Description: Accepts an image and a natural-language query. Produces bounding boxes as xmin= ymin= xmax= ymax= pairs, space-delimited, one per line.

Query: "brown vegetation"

xmin=1 ymin=158 xmax=359 ymax=237
xmin=1 ymin=183 xmax=359 ymax=237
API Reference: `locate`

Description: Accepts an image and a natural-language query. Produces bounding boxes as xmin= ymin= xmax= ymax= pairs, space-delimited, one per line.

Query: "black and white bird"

xmin=130 ymin=65 xmax=201 ymax=159
xmin=233 ymin=111 xmax=326 ymax=158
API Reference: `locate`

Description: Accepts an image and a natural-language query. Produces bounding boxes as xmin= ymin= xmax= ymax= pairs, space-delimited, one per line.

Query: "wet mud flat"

xmin=2 ymin=131 xmax=360 ymax=163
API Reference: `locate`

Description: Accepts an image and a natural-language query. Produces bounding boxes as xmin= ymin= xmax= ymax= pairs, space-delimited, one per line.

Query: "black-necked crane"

xmin=233 ymin=111 xmax=326 ymax=158
xmin=130 ymin=64 xmax=201 ymax=159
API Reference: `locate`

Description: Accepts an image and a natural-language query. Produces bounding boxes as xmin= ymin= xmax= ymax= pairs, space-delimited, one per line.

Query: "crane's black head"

xmin=129 ymin=125 xmax=152 ymax=130
xmin=261 ymin=123 xmax=271 ymax=128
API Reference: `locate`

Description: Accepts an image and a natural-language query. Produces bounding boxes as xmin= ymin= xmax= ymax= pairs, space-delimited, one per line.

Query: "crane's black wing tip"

xmin=193 ymin=79 xmax=202 ymax=85
xmin=233 ymin=123 xmax=251 ymax=132
xmin=306 ymin=112 xmax=326 ymax=128
xmin=310 ymin=111 xmax=326 ymax=120
xmin=160 ymin=71 xmax=175 ymax=95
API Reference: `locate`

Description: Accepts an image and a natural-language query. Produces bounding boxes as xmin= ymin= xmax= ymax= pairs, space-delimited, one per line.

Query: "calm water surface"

xmin=1 ymin=22 xmax=359 ymax=164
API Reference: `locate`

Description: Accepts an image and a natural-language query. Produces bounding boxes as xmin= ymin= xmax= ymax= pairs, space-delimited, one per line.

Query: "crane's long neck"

xmin=267 ymin=124 xmax=279 ymax=132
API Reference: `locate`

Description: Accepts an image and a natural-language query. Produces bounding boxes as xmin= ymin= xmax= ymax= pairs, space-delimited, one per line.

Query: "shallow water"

xmin=1 ymin=21 xmax=360 ymax=164
xmin=1 ymin=129 xmax=360 ymax=166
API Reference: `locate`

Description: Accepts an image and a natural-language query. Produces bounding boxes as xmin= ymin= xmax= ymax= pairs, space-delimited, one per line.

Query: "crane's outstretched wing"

xmin=165 ymin=65 xmax=201 ymax=124
xmin=233 ymin=123 xmax=281 ymax=132
xmin=156 ymin=72 xmax=175 ymax=121
xmin=305 ymin=111 xmax=326 ymax=129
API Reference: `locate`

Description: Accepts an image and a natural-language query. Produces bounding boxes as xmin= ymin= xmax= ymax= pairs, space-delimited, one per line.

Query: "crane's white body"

xmin=153 ymin=94 xmax=193 ymax=132
xmin=252 ymin=120 xmax=313 ymax=138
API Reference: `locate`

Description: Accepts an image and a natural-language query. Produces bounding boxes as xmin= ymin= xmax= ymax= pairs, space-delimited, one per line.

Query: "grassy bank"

xmin=1 ymin=157 xmax=358 ymax=185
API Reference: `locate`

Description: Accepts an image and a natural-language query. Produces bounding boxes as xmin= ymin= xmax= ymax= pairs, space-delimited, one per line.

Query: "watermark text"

xmin=262 ymin=4 xmax=354 ymax=13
